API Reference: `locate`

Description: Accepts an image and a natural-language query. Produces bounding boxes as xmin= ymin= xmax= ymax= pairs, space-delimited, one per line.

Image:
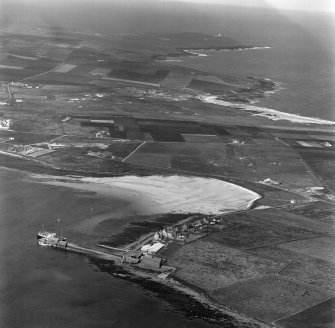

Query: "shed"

xmin=123 ymin=250 xmax=143 ymax=264
xmin=141 ymin=255 xmax=162 ymax=270
xmin=141 ymin=242 xmax=164 ymax=254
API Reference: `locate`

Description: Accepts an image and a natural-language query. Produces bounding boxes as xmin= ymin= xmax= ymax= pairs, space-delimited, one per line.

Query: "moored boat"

xmin=38 ymin=239 xmax=52 ymax=246
xmin=37 ymin=231 xmax=57 ymax=240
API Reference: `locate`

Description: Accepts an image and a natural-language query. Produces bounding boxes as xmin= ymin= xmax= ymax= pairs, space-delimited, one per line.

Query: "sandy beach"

xmin=35 ymin=175 xmax=261 ymax=216
xmin=199 ymin=95 xmax=335 ymax=125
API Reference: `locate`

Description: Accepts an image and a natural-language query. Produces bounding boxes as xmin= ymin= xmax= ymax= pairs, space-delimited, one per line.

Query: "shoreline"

xmin=199 ymin=94 xmax=335 ymax=125
xmin=115 ymin=261 xmax=273 ymax=328
xmin=30 ymin=172 xmax=270 ymax=326
xmin=89 ymin=211 xmax=274 ymax=328
xmin=155 ymin=46 xmax=335 ymax=125
xmin=183 ymin=46 xmax=272 ymax=57
xmin=153 ymin=44 xmax=258 ymax=61
xmin=32 ymin=174 xmax=262 ymax=216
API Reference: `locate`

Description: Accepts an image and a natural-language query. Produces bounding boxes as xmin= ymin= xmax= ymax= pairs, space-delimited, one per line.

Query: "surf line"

xmin=199 ymin=95 xmax=335 ymax=125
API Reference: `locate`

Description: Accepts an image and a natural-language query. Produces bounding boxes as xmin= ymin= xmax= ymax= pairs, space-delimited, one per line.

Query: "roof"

xmin=140 ymin=242 xmax=164 ymax=254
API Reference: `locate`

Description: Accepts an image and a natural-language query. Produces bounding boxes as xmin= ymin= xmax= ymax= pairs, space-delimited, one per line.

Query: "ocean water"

xmin=0 ymin=168 xmax=223 ymax=328
xmin=1 ymin=3 xmax=333 ymax=121
xmin=178 ymin=9 xmax=335 ymax=122
xmin=1 ymin=4 xmax=334 ymax=327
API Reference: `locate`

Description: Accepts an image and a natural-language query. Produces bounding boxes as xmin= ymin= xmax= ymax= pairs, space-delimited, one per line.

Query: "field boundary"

xmin=122 ymin=141 xmax=147 ymax=162
xmin=273 ymin=295 xmax=335 ymax=324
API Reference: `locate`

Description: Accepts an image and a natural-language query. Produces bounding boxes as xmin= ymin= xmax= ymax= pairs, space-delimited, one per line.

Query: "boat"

xmin=38 ymin=238 xmax=52 ymax=246
xmin=37 ymin=231 xmax=57 ymax=240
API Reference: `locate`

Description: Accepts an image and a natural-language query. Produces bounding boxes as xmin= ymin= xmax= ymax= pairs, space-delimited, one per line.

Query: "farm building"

xmin=140 ymin=242 xmax=165 ymax=254
xmin=122 ymin=250 xmax=143 ymax=264
xmin=141 ymin=255 xmax=163 ymax=270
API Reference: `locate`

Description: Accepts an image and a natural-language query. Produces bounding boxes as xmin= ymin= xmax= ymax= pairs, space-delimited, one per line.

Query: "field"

xmin=0 ymin=25 xmax=334 ymax=328
xmin=212 ymin=275 xmax=334 ymax=323
xmin=187 ymin=79 xmax=238 ymax=93
xmin=278 ymin=237 xmax=335 ymax=263
xmin=297 ymin=149 xmax=335 ymax=194
xmin=206 ymin=220 xmax=318 ymax=249
xmin=276 ymin=297 xmax=335 ymax=328
xmin=168 ymin=240 xmax=285 ymax=291
xmin=123 ymin=136 xmax=321 ymax=192
xmin=250 ymin=246 xmax=335 ymax=292
xmin=287 ymin=201 xmax=335 ymax=224
xmin=54 ymin=64 xmax=77 ymax=73
xmin=163 ymin=202 xmax=335 ymax=325
xmin=0 ymin=131 xmax=58 ymax=144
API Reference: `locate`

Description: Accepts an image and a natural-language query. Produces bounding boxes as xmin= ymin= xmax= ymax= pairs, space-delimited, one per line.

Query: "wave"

xmin=184 ymin=46 xmax=271 ymax=55
xmin=199 ymin=95 xmax=335 ymax=125
xmin=218 ymin=46 xmax=271 ymax=52
xmin=183 ymin=50 xmax=208 ymax=57
xmin=161 ymin=59 xmax=182 ymax=62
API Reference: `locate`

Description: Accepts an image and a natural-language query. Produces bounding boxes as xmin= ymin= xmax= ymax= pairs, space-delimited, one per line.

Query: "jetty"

xmin=37 ymin=233 xmax=175 ymax=274
xmin=42 ymin=238 xmax=122 ymax=261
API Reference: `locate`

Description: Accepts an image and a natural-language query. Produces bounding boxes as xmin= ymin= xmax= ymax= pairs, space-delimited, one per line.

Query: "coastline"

xmin=199 ymin=95 xmax=335 ymax=125
xmin=183 ymin=46 xmax=272 ymax=57
xmin=157 ymin=46 xmax=335 ymax=125
xmin=153 ymin=44 xmax=258 ymax=61
xmin=32 ymin=174 xmax=261 ymax=216
xmin=89 ymin=208 xmax=272 ymax=328
xmin=30 ymin=172 xmax=269 ymax=326
xmin=108 ymin=260 xmax=273 ymax=328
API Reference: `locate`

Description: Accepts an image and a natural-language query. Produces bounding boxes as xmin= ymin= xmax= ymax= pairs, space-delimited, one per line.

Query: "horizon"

xmin=1 ymin=0 xmax=334 ymax=13
xmin=164 ymin=0 xmax=335 ymax=13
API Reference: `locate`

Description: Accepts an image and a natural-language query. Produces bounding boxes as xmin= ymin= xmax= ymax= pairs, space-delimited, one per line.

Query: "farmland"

xmin=0 ymin=24 xmax=334 ymax=328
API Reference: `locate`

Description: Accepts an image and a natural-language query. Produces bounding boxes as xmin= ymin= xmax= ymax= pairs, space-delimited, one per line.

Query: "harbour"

xmin=36 ymin=212 xmax=230 ymax=275
xmin=1 ymin=168 xmax=216 ymax=328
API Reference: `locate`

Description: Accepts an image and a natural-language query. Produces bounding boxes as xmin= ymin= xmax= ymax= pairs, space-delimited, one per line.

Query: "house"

xmin=153 ymin=232 xmax=160 ymax=241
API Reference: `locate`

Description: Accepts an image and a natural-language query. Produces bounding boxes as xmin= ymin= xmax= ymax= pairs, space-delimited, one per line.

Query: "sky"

xmin=163 ymin=0 xmax=335 ymax=12
xmin=0 ymin=0 xmax=334 ymax=13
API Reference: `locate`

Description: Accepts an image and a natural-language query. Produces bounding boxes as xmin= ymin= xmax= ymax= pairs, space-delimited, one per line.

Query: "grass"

xmin=108 ymin=68 xmax=169 ymax=84
xmin=125 ymin=152 xmax=171 ymax=168
xmin=297 ymin=149 xmax=335 ymax=194
xmin=181 ymin=134 xmax=222 ymax=143
xmin=287 ymin=202 xmax=335 ymax=225
xmin=169 ymin=240 xmax=284 ymax=291
xmin=109 ymin=130 xmax=322 ymax=192
xmin=0 ymin=131 xmax=59 ymax=144
xmin=278 ymin=237 xmax=335 ymax=263
xmin=2 ymin=27 xmax=335 ymax=327
xmin=204 ymin=218 xmax=319 ymax=249
xmin=160 ymin=72 xmax=193 ymax=89
xmin=187 ymin=79 xmax=237 ymax=93
xmin=275 ymin=297 xmax=335 ymax=328
xmin=212 ymin=275 xmax=334 ymax=323
xmin=249 ymin=246 xmax=335 ymax=292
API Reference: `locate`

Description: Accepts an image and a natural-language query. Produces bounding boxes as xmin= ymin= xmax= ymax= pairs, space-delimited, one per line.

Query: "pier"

xmin=38 ymin=235 xmax=175 ymax=274
xmin=43 ymin=238 xmax=122 ymax=262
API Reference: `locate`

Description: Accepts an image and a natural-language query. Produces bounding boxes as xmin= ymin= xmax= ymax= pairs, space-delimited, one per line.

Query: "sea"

xmin=1 ymin=4 xmax=334 ymax=328
xmin=0 ymin=168 xmax=218 ymax=328
xmin=177 ymin=8 xmax=335 ymax=122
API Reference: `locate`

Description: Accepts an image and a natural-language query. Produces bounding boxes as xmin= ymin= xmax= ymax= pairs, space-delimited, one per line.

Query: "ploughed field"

xmin=0 ymin=26 xmax=335 ymax=328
